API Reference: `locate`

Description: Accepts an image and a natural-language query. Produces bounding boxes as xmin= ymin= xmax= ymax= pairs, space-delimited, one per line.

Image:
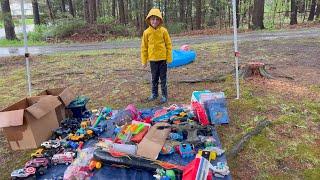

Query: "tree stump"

xmin=239 ymin=62 xmax=273 ymax=79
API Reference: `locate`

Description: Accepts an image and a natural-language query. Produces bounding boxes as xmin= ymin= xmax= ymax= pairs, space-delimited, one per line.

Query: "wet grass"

xmin=0 ymin=37 xmax=320 ymax=179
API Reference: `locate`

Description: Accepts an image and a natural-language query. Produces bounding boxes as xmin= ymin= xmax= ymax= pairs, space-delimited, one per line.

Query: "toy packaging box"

xmin=0 ymin=95 xmax=61 ymax=150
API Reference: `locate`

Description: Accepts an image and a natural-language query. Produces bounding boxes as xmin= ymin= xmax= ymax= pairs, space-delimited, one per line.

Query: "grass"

xmin=0 ymin=36 xmax=320 ymax=179
xmin=0 ymin=39 xmax=47 ymax=47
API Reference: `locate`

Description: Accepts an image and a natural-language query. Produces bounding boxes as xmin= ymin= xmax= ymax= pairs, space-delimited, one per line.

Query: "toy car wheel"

xmin=65 ymin=162 xmax=69 ymax=165
xmin=37 ymin=167 xmax=46 ymax=175
xmin=53 ymin=162 xmax=57 ymax=166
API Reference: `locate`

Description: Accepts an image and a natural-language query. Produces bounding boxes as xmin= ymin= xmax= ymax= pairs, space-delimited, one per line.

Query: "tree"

xmin=88 ymin=0 xmax=97 ymax=23
xmin=61 ymin=0 xmax=66 ymax=12
xmin=290 ymin=0 xmax=298 ymax=24
xmin=118 ymin=0 xmax=125 ymax=24
xmin=1 ymin=0 xmax=17 ymax=40
xmin=251 ymin=0 xmax=265 ymax=29
xmin=46 ymin=0 xmax=55 ymax=22
xmin=308 ymin=0 xmax=316 ymax=21
xmin=32 ymin=0 xmax=41 ymax=25
xmin=68 ymin=0 xmax=75 ymax=17
xmin=195 ymin=0 xmax=202 ymax=29
xmin=84 ymin=0 xmax=90 ymax=23
xmin=179 ymin=0 xmax=186 ymax=22
xmin=316 ymin=0 xmax=320 ymax=19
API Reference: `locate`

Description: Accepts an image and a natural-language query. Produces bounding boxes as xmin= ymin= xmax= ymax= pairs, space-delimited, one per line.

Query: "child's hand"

xmin=142 ymin=64 xmax=147 ymax=68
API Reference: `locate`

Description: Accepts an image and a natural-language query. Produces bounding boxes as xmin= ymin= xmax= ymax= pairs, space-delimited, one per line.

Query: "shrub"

xmin=44 ymin=18 xmax=85 ymax=38
xmin=167 ymin=22 xmax=187 ymax=34
xmin=27 ymin=24 xmax=48 ymax=41
xmin=97 ymin=16 xmax=116 ymax=25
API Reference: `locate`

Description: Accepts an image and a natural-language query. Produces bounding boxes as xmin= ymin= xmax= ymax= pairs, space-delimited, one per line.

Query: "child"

xmin=141 ymin=8 xmax=172 ymax=104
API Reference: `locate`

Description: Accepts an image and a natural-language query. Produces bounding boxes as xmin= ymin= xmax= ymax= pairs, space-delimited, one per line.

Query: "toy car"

xmin=24 ymin=158 xmax=49 ymax=175
xmin=11 ymin=167 xmax=36 ymax=179
xmin=52 ymin=127 xmax=71 ymax=139
xmin=31 ymin=148 xmax=44 ymax=158
xmin=51 ymin=153 xmax=74 ymax=165
xmin=41 ymin=140 xmax=61 ymax=149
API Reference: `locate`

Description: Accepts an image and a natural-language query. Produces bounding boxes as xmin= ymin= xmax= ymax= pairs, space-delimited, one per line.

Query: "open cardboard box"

xmin=0 ymin=95 xmax=61 ymax=150
xmin=37 ymin=87 xmax=76 ymax=124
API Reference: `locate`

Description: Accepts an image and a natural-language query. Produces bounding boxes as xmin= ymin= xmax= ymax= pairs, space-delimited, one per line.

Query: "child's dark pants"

xmin=150 ymin=60 xmax=167 ymax=98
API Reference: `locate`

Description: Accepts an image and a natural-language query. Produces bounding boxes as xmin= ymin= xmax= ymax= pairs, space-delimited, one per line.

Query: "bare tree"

xmin=68 ymin=0 xmax=75 ymax=17
xmin=88 ymin=0 xmax=97 ymax=23
xmin=46 ymin=0 xmax=55 ymax=22
xmin=195 ymin=0 xmax=202 ymax=29
xmin=251 ymin=0 xmax=265 ymax=29
xmin=112 ymin=0 xmax=116 ymax=17
xmin=61 ymin=0 xmax=66 ymax=12
xmin=308 ymin=0 xmax=316 ymax=20
xmin=32 ymin=0 xmax=41 ymax=25
xmin=84 ymin=0 xmax=90 ymax=23
xmin=1 ymin=0 xmax=17 ymax=40
xmin=119 ymin=0 xmax=126 ymax=24
xmin=316 ymin=0 xmax=320 ymax=19
xmin=290 ymin=0 xmax=298 ymax=24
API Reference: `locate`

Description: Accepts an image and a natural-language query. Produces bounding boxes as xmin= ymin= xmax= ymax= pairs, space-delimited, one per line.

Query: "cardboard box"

xmin=0 ymin=95 xmax=61 ymax=150
xmin=37 ymin=87 xmax=76 ymax=123
xmin=137 ymin=122 xmax=170 ymax=160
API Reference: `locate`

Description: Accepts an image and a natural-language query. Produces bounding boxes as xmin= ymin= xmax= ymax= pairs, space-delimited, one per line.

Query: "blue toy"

xmin=169 ymin=133 xmax=183 ymax=141
xmin=176 ymin=144 xmax=195 ymax=158
xmin=168 ymin=50 xmax=196 ymax=68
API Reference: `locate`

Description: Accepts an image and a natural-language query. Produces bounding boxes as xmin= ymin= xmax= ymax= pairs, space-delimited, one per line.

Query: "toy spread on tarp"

xmin=10 ymin=91 xmax=231 ymax=180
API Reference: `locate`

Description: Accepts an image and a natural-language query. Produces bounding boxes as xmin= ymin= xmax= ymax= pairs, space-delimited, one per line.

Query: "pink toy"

xmin=180 ymin=44 xmax=190 ymax=51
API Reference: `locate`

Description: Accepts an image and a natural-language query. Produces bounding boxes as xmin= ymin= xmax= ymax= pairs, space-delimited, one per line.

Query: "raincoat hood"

xmin=145 ymin=8 xmax=163 ymax=27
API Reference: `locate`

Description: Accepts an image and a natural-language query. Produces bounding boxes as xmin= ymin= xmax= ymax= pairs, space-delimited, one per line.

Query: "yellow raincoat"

xmin=141 ymin=8 xmax=172 ymax=65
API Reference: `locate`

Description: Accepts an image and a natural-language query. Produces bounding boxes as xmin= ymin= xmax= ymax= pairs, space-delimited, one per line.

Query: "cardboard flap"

xmin=0 ymin=109 xmax=24 ymax=128
xmin=26 ymin=96 xmax=61 ymax=119
xmin=137 ymin=122 xmax=170 ymax=160
xmin=58 ymin=88 xmax=76 ymax=106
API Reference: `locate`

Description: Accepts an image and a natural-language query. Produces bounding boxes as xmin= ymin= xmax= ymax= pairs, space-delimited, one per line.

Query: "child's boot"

xmin=160 ymin=96 xmax=167 ymax=104
xmin=147 ymin=94 xmax=158 ymax=102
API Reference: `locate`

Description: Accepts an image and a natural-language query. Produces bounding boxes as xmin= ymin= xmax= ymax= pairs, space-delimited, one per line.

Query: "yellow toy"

xmin=197 ymin=150 xmax=216 ymax=161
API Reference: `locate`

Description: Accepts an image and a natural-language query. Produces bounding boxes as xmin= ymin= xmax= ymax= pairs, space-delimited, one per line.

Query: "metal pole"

xmin=21 ymin=0 xmax=32 ymax=96
xmin=232 ymin=0 xmax=240 ymax=99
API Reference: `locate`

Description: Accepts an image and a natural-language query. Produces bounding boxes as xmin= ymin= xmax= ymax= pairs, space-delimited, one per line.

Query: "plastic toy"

xmin=52 ymin=127 xmax=71 ymax=139
xmin=204 ymin=146 xmax=225 ymax=156
xmin=182 ymin=155 xmax=214 ymax=180
xmin=166 ymin=170 xmax=176 ymax=180
xmin=24 ymin=158 xmax=49 ymax=175
xmin=51 ymin=152 xmax=74 ymax=165
xmin=93 ymin=148 xmax=184 ymax=175
xmin=197 ymin=150 xmax=216 ymax=161
xmin=92 ymin=107 xmax=112 ymax=128
xmin=41 ymin=140 xmax=60 ymax=149
xmin=160 ymin=144 xmax=175 ymax=155
xmin=88 ymin=160 xmax=102 ymax=171
xmin=169 ymin=132 xmax=183 ymax=141
xmin=67 ymin=96 xmax=90 ymax=118
xmin=176 ymin=144 xmax=195 ymax=158
xmin=61 ymin=118 xmax=80 ymax=131
xmin=212 ymin=162 xmax=230 ymax=178
xmin=11 ymin=167 xmax=36 ymax=179
xmin=191 ymin=101 xmax=210 ymax=126
xmin=170 ymin=121 xmax=213 ymax=144
xmin=31 ymin=148 xmax=44 ymax=158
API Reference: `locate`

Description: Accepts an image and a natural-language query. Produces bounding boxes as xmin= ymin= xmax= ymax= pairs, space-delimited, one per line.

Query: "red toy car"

xmin=51 ymin=152 xmax=74 ymax=165
xmin=24 ymin=158 xmax=49 ymax=175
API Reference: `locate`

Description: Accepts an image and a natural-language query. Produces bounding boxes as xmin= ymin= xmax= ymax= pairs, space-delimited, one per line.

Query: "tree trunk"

xmin=96 ymin=0 xmax=101 ymax=18
xmin=119 ymin=0 xmax=126 ymax=24
xmin=251 ymin=0 xmax=265 ymax=29
xmin=239 ymin=62 xmax=273 ymax=79
xmin=179 ymin=0 xmax=186 ymax=22
xmin=316 ymin=1 xmax=320 ymax=18
xmin=236 ymin=0 xmax=240 ymax=28
xmin=61 ymin=0 xmax=66 ymax=12
xmin=186 ymin=0 xmax=192 ymax=29
xmin=195 ymin=0 xmax=202 ymax=29
xmin=88 ymin=0 xmax=97 ymax=23
xmin=32 ymin=0 xmax=41 ymax=25
xmin=1 ymin=0 xmax=17 ymax=40
xmin=84 ymin=0 xmax=90 ymax=23
xmin=308 ymin=0 xmax=316 ymax=21
xmin=290 ymin=0 xmax=298 ymax=25
xmin=46 ymin=0 xmax=55 ymax=22
xmin=68 ymin=0 xmax=75 ymax=17
xmin=112 ymin=0 xmax=116 ymax=17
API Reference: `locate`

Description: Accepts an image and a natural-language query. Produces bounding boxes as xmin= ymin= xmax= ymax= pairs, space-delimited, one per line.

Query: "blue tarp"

xmin=38 ymin=108 xmax=231 ymax=180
